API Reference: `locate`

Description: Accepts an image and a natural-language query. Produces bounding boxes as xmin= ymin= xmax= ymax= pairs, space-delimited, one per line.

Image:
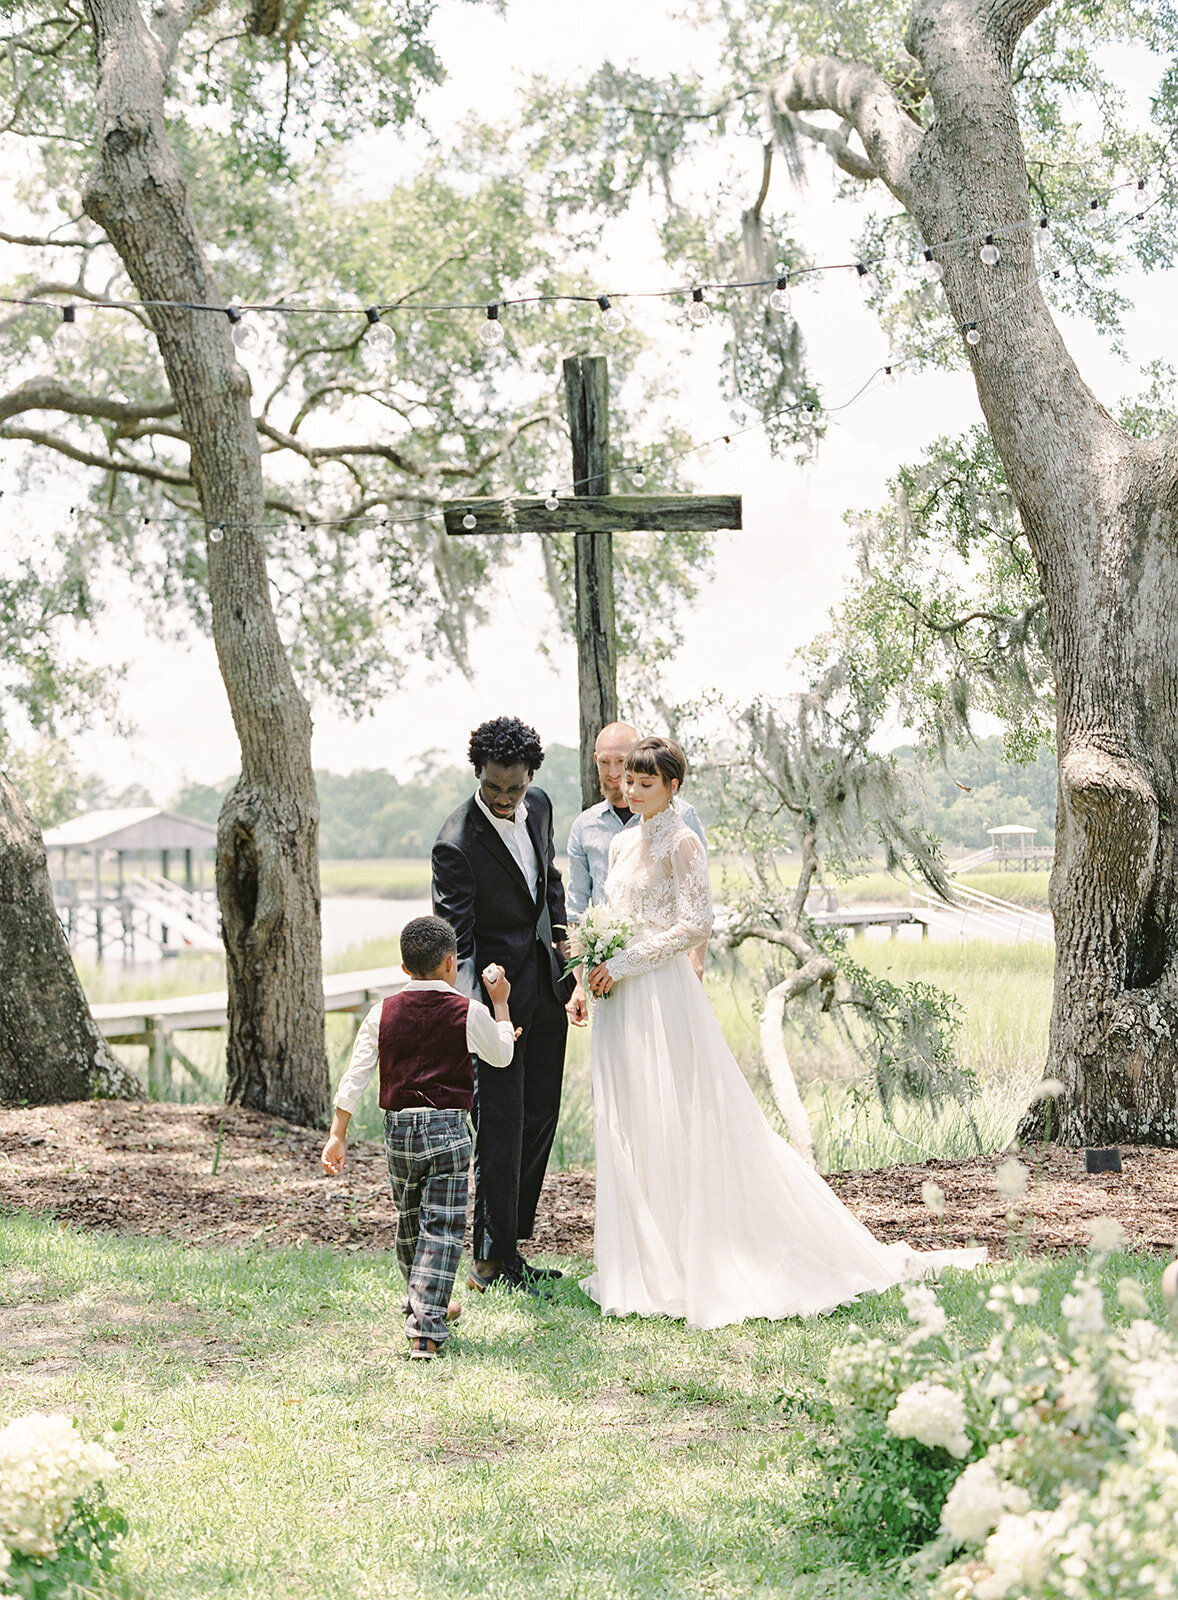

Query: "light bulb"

xmin=964 ymin=324 xmax=981 ymax=346
xmin=209 ymin=524 xmax=225 ymax=543
xmin=923 ymin=251 xmax=944 ymax=284
xmin=883 ymin=365 xmax=897 ymax=386
xmin=226 ymin=307 xmax=259 ymax=351
xmin=53 ymin=305 xmax=84 ymax=356
xmin=722 ymin=435 xmax=736 ymax=454
xmin=769 ymin=276 xmax=791 ymax=313
xmin=597 ymin=295 xmax=626 ymax=333
xmin=544 ymin=493 xmax=559 ymax=511
xmin=461 ymin=512 xmax=477 ymax=530
xmin=855 ymin=262 xmax=869 ymax=279
xmin=364 ymin=308 xmax=396 ymax=354
xmin=979 ymin=234 xmax=1001 ymax=266
xmin=631 ymin=469 xmax=647 ymax=488
xmin=687 ymin=288 xmax=710 ymax=326
xmin=479 ymin=306 xmax=505 ymax=348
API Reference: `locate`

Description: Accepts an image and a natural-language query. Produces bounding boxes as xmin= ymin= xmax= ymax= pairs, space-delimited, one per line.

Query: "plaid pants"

xmin=384 ymin=1107 xmax=471 ymax=1345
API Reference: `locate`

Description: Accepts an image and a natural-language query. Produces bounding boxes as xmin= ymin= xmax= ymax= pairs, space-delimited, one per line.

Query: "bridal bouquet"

xmin=565 ymin=904 xmax=633 ymax=997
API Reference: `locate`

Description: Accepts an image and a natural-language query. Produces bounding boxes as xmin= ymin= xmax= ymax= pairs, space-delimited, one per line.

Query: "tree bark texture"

xmin=80 ymin=0 xmax=329 ymax=1126
xmin=563 ymin=356 xmax=619 ymax=810
xmin=777 ymin=0 xmax=1178 ymax=1144
xmin=0 ymin=775 xmax=141 ymax=1105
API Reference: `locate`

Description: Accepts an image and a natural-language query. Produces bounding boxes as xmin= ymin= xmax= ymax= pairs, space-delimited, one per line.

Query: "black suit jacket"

xmin=431 ymin=787 xmax=572 ymax=1023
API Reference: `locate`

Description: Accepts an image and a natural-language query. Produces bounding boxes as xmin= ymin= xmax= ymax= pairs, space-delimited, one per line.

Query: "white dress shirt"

xmin=333 ymin=979 xmax=516 ymax=1112
xmin=474 ymin=789 xmax=541 ymax=901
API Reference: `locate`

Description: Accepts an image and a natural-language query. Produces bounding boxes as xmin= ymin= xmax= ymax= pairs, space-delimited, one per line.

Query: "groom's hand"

xmin=566 ymin=983 xmax=589 ymax=1026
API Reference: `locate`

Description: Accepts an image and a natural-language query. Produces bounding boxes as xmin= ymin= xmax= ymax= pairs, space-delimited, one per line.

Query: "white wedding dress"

xmin=583 ymin=801 xmax=985 ymax=1330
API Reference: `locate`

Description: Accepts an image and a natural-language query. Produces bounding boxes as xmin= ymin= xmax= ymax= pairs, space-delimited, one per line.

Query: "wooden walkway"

xmin=91 ymin=966 xmax=408 ymax=1095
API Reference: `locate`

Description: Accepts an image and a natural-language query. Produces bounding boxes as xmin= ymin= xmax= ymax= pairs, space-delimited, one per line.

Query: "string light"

xmin=461 ymin=512 xmax=477 ymax=529
xmin=479 ymin=305 xmax=505 ymax=348
xmin=883 ymin=364 xmax=897 ymax=386
xmin=687 ymin=287 xmax=711 ymax=326
xmin=964 ymin=322 xmax=981 ymax=346
xmin=631 ymin=467 xmax=647 ymax=487
xmin=769 ymin=276 xmax=792 ymax=313
xmin=597 ymin=295 xmax=626 ymax=334
xmin=53 ymin=304 xmax=83 ymax=356
xmin=922 ymin=249 xmax=944 ymax=284
xmin=544 ymin=492 xmax=559 ymax=511
xmin=855 ymin=262 xmax=869 ymax=279
xmin=226 ymin=306 xmax=259 ymax=351
xmin=980 ymin=233 xmax=1001 ymax=266
xmin=364 ymin=307 xmax=396 ymax=354
xmin=208 ymin=524 xmax=225 ymax=543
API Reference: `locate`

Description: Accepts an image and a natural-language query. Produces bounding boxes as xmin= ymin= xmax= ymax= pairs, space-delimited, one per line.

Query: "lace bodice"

xmin=603 ymin=801 xmax=713 ymax=980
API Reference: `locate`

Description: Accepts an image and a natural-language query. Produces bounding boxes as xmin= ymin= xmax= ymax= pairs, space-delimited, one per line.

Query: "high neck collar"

xmin=638 ymin=796 xmax=680 ymax=839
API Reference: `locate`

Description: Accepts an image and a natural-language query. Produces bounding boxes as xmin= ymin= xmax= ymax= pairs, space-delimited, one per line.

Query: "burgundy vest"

xmin=377 ymin=989 xmax=474 ymax=1112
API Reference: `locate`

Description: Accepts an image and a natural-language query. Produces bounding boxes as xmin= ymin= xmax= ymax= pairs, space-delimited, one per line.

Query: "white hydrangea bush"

xmin=822 ymin=1238 xmax=1178 ymax=1598
xmin=0 ymin=1411 xmax=120 ymax=1566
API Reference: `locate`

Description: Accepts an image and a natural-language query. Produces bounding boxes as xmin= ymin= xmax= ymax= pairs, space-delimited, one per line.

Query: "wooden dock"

xmin=91 ymin=966 xmax=408 ymax=1095
xmin=808 ymin=907 xmax=932 ymax=939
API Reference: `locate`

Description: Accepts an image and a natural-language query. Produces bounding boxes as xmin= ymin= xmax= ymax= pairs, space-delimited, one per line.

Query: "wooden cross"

xmin=443 ymin=355 xmax=742 ymax=808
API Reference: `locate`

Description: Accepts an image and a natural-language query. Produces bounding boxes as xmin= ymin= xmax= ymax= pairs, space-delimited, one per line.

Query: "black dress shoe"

xmin=467 ymin=1263 xmax=549 ymax=1297
xmin=513 ymin=1253 xmax=563 ymax=1283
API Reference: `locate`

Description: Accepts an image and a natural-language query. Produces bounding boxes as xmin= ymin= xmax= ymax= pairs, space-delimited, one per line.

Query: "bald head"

xmin=594 ymin=722 xmax=641 ymax=805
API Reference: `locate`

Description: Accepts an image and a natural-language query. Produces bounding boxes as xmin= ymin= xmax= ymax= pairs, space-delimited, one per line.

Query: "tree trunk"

xmin=0 ymin=775 xmax=141 ymax=1105
xmin=778 ymin=0 xmax=1178 ymax=1145
xmin=81 ymin=0 xmax=329 ymax=1126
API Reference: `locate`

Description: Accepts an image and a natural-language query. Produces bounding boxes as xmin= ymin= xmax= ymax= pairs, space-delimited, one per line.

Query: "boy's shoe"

xmin=467 ymin=1262 xmax=549 ymax=1297
xmin=409 ymin=1337 xmax=438 ymax=1360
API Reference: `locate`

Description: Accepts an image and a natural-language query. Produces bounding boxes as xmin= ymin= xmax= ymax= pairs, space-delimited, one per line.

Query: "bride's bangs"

xmin=624 ymin=738 xmax=687 ymax=787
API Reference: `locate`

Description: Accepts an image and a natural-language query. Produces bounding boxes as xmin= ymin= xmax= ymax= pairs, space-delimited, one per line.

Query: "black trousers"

xmin=470 ymin=970 xmax=567 ymax=1263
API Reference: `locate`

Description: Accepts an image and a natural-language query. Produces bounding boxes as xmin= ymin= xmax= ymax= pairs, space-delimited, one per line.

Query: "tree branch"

xmin=771 ymin=56 xmax=923 ymax=202
xmin=0 ymin=377 xmax=176 ymax=426
xmin=788 ymin=115 xmax=878 ymax=182
xmin=0 ymin=425 xmax=191 ymax=486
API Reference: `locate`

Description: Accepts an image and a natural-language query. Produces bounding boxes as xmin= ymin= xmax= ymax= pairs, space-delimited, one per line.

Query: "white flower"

xmin=941 ymin=1460 xmax=1007 ymax=1546
xmin=922 ymin=1180 xmax=946 ymax=1218
xmin=1060 ymin=1275 xmax=1105 ymax=1341
xmin=975 ymin=1507 xmax=1066 ymax=1599
xmin=1058 ymin=1365 xmax=1100 ymax=1429
xmin=1029 ymin=1077 xmax=1064 ymax=1104
xmin=902 ymin=1281 xmax=948 ymax=1345
xmin=0 ymin=1412 xmax=119 ymax=1560
xmin=994 ymin=1158 xmax=1029 ymax=1202
xmin=1116 ymin=1278 xmax=1150 ymax=1318
xmin=1124 ymin=1359 xmax=1178 ymax=1430
xmin=886 ymin=1381 xmax=970 ymax=1458
xmin=1088 ymin=1214 xmax=1127 ymax=1255
xmin=1118 ymin=1320 xmax=1171 ymax=1365
xmin=1010 ymin=1283 xmax=1040 ymax=1307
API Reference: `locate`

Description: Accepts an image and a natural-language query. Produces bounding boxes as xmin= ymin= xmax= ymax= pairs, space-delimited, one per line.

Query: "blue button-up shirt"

xmin=565 ymin=798 xmax=707 ymax=922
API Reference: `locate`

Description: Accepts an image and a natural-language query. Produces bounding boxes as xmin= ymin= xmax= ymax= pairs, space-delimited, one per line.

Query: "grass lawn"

xmin=3 ymin=1212 xmax=1169 ymax=1599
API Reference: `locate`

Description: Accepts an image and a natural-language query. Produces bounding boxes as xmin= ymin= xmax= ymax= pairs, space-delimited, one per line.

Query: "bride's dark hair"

xmin=625 ymin=736 xmax=686 ymax=789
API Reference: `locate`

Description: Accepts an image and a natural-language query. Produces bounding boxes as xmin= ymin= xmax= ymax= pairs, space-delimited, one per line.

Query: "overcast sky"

xmin=42 ymin=2 xmax=1170 ymax=797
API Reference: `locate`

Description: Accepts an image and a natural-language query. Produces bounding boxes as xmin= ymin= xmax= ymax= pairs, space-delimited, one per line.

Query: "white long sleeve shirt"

xmin=333 ymin=979 xmax=515 ymax=1112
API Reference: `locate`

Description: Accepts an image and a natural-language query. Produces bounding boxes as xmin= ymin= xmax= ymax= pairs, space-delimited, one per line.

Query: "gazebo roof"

xmin=43 ymin=807 xmax=217 ymax=852
xmin=987 ymin=823 xmax=1038 ymax=836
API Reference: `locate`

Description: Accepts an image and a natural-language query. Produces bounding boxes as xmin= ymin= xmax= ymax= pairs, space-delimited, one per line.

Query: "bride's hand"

xmin=587 ymin=963 xmax=614 ymax=997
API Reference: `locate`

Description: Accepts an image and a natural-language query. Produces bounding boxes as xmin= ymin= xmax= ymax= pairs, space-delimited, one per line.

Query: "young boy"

xmin=321 ymin=914 xmax=517 ymax=1361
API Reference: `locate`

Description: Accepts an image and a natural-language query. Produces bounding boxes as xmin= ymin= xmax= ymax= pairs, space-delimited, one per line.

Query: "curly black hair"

xmin=468 ymin=716 xmax=545 ymax=773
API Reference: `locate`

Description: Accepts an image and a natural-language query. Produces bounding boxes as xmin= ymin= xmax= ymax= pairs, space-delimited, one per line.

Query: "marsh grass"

xmin=2 ymin=1212 xmax=1167 ymax=1600
xmin=80 ymin=923 xmax=1050 ymax=1174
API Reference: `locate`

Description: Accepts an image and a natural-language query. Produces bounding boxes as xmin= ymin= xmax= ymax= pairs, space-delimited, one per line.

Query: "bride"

xmin=579 ymin=735 xmax=984 ymax=1331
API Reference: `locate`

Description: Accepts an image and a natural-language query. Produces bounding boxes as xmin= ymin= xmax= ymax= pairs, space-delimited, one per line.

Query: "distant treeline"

xmin=896 ymin=737 xmax=1057 ymax=850
xmin=169 ymin=735 xmax=1055 ymax=860
xmin=174 ymin=745 xmax=589 ymax=860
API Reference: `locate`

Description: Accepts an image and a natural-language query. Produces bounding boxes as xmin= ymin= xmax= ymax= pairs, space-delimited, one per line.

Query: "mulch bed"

xmin=2 ymin=1100 xmax=1178 ymax=1261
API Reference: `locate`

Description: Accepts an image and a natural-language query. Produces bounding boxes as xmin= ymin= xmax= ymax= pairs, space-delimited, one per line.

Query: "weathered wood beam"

xmin=443 ymin=494 xmax=743 ymax=537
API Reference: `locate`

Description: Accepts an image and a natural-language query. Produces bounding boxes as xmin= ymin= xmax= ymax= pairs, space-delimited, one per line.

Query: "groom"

xmin=431 ymin=716 xmax=573 ymax=1293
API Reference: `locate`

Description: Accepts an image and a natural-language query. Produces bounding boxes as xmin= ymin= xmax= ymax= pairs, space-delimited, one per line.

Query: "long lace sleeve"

xmin=606 ymin=830 xmax=713 ymax=980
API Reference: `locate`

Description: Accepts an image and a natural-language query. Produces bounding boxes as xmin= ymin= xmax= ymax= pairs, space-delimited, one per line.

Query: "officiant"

xmin=565 ymin=721 xmax=708 ymax=1026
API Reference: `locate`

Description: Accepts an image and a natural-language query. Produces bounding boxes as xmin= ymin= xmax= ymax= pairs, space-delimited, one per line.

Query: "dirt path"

xmin=3 ymin=1101 xmax=1177 ymax=1261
